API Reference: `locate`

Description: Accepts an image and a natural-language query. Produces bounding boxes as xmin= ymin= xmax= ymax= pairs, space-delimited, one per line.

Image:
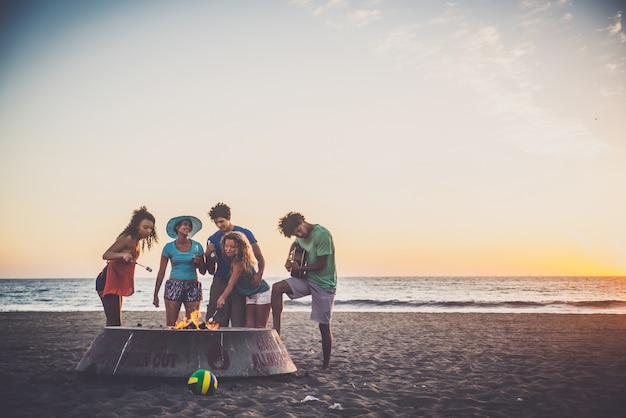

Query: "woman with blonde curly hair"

xmin=216 ymin=231 xmax=271 ymax=328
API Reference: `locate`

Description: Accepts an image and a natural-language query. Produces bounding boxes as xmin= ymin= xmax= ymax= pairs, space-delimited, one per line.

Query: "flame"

xmin=190 ymin=309 xmax=200 ymax=327
xmin=172 ymin=310 xmax=219 ymax=330
xmin=174 ymin=318 xmax=189 ymax=329
xmin=174 ymin=310 xmax=201 ymax=330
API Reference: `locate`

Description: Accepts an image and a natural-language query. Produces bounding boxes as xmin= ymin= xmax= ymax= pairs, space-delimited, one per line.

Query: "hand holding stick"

xmin=207 ymin=309 xmax=219 ymax=324
xmin=135 ymin=262 xmax=153 ymax=272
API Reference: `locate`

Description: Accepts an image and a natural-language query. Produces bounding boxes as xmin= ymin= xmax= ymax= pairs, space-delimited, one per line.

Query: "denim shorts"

xmin=164 ymin=279 xmax=202 ymax=302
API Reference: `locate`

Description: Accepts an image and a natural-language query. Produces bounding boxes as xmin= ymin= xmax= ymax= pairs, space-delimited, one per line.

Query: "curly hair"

xmin=208 ymin=202 xmax=231 ymax=220
xmin=221 ymin=231 xmax=257 ymax=275
xmin=277 ymin=211 xmax=305 ymax=238
xmin=119 ymin=206 xmax=158 ymax=252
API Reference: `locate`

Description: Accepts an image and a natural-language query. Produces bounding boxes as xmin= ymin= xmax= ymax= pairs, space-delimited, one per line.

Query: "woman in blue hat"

xmin=153 ymin=215 xmax=206 ymax=326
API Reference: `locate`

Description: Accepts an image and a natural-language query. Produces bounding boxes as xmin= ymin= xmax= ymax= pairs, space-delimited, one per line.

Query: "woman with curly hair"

xmin=99 ymin=206 xmax=158 ymax=326
xmin=216 ymin=231 xmax=271 ymax=328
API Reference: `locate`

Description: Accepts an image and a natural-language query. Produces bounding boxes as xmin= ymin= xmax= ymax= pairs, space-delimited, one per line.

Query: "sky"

xmin=1 ymin=0 xmax=625 ymax=279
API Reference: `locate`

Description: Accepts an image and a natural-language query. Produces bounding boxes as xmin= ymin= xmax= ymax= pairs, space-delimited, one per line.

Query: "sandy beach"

xmin=1 ymin=312 xmax=625 ymax=417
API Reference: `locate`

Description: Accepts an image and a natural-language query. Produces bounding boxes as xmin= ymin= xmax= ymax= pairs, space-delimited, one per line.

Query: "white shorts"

xmin=284 ymin=277 xmax=336 ymax=324
xmin=246 ymin=289 xmax=271 ymax=305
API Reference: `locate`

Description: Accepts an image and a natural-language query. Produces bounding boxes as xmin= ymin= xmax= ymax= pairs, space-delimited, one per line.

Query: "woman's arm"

xmin=217 ymin=262 xmax=242 ymax=309
xmin=194 ymin=243 xmax=207 ymax=275
xmin=153 ymin=255 xmax=170 ymax=308
xmin=251 ymin=243 xmax=264 ymax=287
xmin=102 ymin=235 xmax=135 ymax=262
xmin=205 ymin=243 xmax=216 ymax=275
xmin=196 ymin=255 xmax=207 ymax=275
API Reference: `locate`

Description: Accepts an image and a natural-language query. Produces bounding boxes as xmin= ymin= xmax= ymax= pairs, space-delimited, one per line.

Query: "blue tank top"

xmin=234 ymin=268 xmax=270 ymax=296
xmin=162 ymin=240 xmax=204 ymax=280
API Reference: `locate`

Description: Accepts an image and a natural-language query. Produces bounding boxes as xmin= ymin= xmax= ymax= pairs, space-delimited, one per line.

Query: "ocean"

xmin=1 ymin=276 xmax=626 ymax=314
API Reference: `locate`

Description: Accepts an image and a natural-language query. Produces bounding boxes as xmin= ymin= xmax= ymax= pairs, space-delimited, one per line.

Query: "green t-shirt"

xmin=296 ymin=224 xmax=336 ymax=289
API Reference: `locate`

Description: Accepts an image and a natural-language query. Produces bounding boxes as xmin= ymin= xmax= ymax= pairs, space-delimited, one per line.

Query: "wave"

xmin=3 ymin=299 xmax=626 ymax=314
xmin=3 ymin=277 xmax=626 ymax=313
xmin=289 ymin=299 xmax=626 ymax=313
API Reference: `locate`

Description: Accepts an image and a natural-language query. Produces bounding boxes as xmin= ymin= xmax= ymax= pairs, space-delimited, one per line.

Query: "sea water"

xmin=1 ymin=276 xmax=625 ymax=314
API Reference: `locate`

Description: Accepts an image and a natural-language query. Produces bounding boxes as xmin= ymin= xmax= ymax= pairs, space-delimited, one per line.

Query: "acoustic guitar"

xmin=288 ymin=243 xmax=308 ymax=278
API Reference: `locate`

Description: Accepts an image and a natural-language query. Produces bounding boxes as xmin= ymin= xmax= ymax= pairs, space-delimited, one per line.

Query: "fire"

xmin=174 ymin=310 xmax=201 ymax=329
xmin=205 ymin=321 xmax=219 ymax=330
xmin=173 ymin=310 xmax=219 ymax=330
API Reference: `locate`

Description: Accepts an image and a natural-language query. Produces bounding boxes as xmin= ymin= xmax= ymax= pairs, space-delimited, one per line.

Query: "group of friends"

xmin=97 ymin=203 xmax=337 ymax=369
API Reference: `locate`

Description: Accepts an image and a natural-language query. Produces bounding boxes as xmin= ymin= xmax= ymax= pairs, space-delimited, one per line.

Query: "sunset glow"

xmin=1 ymin=0 xmax=624 ymax=278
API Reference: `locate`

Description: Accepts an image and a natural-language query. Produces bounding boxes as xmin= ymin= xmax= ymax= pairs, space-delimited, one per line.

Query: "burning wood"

xmin=173 ymin=310 xmax=219 ymax=330
xmin=174 ymin=310 xmax=201 ymax=329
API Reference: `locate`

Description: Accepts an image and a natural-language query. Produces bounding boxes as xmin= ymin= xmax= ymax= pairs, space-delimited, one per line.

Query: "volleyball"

xmin=187 ymin=369 xmax=218 ymax=395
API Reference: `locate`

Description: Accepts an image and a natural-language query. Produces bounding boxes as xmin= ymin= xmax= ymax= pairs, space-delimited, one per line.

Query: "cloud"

xmin=468 ymin=25 xmax=502 ymax=51
xmin=312 ymin=0 xmax=348 ymax=16
xmin=370 ymin=5 xmax=613 ymax=160
xmin=520 ymin=0 xmax=552 ymax=14
xmin=454 ymin=23 xmax=612 ymax=160
xmin=519 ymin=0 xmax=573 ymax=31
xmin=348 ymin=9 xmax=381 ymax=27
xmin=607 ymin=11 xmax=626 ymax=44
xmin=599 ymin=83 xmax=623 ymax=98
xmin=292 ymin=0 xmax=381 ymax=28
xmin=505 ymin=116 xmax=613 ymax=160
xmin=295 ymin=1 xmax=615 ymax=160
xmin=596 ymin=12 xmax=626 ymax=97
xmin=371 ymin=24 xmax=420 ymax=53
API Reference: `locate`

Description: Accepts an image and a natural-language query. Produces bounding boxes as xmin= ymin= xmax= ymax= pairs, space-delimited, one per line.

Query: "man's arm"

xmin=291 ymin=254 xmax=328 ymax=274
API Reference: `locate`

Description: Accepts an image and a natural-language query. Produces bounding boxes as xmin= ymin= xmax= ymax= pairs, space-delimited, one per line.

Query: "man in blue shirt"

xmin=205 ymin=203 xmax=265 ymax=327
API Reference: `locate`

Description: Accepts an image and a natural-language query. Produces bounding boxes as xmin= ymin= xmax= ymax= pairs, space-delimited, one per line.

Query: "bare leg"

xmin=183 ymin=301 xmax=201 ymax=322
xmin=119 ymin=296 xmax=123 ymax=325
xmin=319 ymin=323 xmax=333 ymax=370
xmin=164 ymin=299 xmax=183 ymax=327
xmin=271 ymin=281 xmax=292 ymax=335
xmin=256 ymin=303 xmax=271 ymax=328
xmin=245 ymin=304 xmax=256 ymax=328
xmin=100 ymin=294 xmax=122 ymax=326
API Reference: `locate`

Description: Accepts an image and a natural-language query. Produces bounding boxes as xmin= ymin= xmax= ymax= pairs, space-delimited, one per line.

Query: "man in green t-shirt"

xmin=272 ymin=211 xmax=337 ymax=370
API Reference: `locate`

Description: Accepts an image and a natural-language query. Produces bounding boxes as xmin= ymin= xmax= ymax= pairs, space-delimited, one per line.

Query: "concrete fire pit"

xmin=76 ymin=327 xmax=297 ymax=378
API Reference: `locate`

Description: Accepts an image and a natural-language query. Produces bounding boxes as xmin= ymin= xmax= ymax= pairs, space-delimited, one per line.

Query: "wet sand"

xmin=1 ymin=312 xmax=625 ymax=417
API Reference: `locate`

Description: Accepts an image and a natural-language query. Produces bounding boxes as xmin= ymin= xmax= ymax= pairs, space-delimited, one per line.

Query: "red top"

xmin=101 ymin=244 xmax=139 ymax=297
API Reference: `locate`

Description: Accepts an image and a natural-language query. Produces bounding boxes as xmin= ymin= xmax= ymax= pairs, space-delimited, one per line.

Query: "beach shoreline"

xmin=1 ymin=312 xmax=625 ymax=417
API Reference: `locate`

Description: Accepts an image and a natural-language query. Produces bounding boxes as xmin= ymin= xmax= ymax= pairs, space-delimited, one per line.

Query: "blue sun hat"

xmin=166 ymin=215 xmax=202 ymax=239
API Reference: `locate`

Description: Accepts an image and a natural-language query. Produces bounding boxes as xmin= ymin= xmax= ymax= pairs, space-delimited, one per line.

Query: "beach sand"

xmin=1 ymin=312 xmax=625 ymax=417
